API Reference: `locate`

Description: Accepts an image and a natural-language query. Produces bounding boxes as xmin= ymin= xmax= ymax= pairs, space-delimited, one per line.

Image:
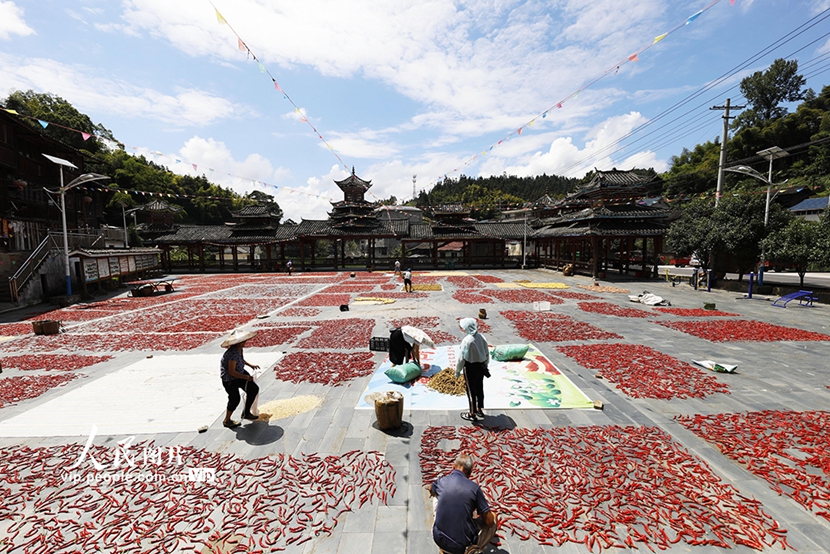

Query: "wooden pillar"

xmin=310 ymin=240 xmax=316 ymax=268
xmin=300 ymin=239 xmax=306 ymax=270
xmin=199 ymin=243 xmax=205 ymax=273
xmin=265 ymin=244 xmax=272 ymax=272
xmin=654 ymin=235 xmax=664 ymax=278
xmin=280 ymin=243 xmax=286 ymax=270
xmin=232 ymin=246 xmax=238 ymax=272
xmin=219 ymin=245 xmax=225 ymax=270
xmin=591 ymin=236 xmax=598 ymax=279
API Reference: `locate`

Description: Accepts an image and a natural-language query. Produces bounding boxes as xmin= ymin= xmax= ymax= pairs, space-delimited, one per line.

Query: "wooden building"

xmin=532 ymin=169 xmax=671 ymax=278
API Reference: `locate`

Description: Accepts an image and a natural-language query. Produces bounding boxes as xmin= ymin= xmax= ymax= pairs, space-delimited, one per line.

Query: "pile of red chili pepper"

xmin=557 ymin=344 xmax=731 ymax=399
xmin=0 ymin=443 xmax=394 ymax=552
xmin=0 ymin=373 xmax=81 ymax=407
xmin=446 ymin=276 xmax=481 ymax=288
xmin=654 ymin=307 xmax=739 ymax=317
xmin=577 ymin=301 xmax=654 ymax=318
xmin=452 ymin=291 xmax=494 ymax=304
xmin=473 ymin=275 xmax=504 ymax=283
xmin=0 ymin=332 xmax=223 ymax=353
xmin=420 ymin=425 xmax=789 ymax=551
xmin=323 ymin=284 xmax=378 ymax=293
xmin=296 ymin=318 xmax=375 ymax=350
xmin=481 ymin=289 xmax=565 ymax=304
xmin=547 ymin=291 xmax=602 ymax=300
xmin=0 ymin=323 xmax=37 ymax=336
xmin=0 ymin=354 xmax=112 ymax=371
xmin=390 ymin=317 xmax=441 ymax=329
xmin=247 ymin=325 xmax=313 ymax=348
xmin=380 ymin=283 xmax=399 ymax=290
xmin=277 ymin=307 xmax=321 ymax=318
xmin=295 ymin=293 xmax=353 ymax=306
xmin=157 ymin=314 xmax=254 ymax=333
xmin=274 ymin=351 xmax=376 ymax=385
xmin=677 ymin=410 xmax=830 ymax=524
xmin=657 ymin=320 xmax=830 ymax=342
xmin=501 ymin=310 xmax=622 ymax=342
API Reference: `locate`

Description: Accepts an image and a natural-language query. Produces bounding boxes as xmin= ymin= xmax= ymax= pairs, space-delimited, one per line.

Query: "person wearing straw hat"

xmin=220 ymin=328 xmax=261 ymax=428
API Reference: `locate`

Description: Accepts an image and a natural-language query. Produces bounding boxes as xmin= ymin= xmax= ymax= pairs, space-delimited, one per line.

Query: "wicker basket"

xmin=373 ymin=392 xmax=404 ymax=430
xmin=32 ymin=320 xmax=61 ymax=335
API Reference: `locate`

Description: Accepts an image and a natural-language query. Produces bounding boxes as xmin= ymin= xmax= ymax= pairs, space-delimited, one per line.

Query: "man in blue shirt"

xmin=430 ymin=453 xmax=498 ymax=554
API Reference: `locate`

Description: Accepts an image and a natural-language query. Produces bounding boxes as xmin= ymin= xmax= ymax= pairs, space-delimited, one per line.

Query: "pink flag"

xmin=192 ymin=163 xmax=198 ymax=172
xmin=518 ymin=127 xmax=523 ymax=135
xmin=238 ymin=38 xmax=247 ymax=52
xmin=628 ymin=53 xmax=639 ymax=62
xmin=274 ymin=81 xmax=282 ymax=92
xmin=81 ymin=132 xmax=91 ymax=141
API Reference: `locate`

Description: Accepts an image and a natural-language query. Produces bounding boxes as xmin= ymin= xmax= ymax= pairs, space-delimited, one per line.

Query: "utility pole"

xmin=710 ymin=98 xmax=745 ymax=206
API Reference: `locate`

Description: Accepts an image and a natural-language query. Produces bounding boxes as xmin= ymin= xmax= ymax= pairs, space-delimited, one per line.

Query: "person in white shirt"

xmin=403 ymin=268 xmax=413 ymax=292
xmin=455 ymin=318 xmax=490 ymax=422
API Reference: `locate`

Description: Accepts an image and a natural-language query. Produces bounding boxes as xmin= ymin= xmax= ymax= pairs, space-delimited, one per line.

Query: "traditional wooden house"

xmin=532 ymin=169 xmax=671 ymax=278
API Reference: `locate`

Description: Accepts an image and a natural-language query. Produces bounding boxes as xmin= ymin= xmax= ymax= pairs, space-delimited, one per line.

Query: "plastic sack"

xmin=491 ymin=344 xmax=530 ymax=361
xmin=385 ymin=362 xmax=422 ymax=383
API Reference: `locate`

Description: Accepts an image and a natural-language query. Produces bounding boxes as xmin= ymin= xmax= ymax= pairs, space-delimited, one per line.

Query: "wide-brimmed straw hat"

xmin=221 ymin=328 xmax=257 ymax=348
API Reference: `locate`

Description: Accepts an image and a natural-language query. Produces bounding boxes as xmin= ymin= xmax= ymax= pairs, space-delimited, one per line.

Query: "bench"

xmin=771 ymin=290 xmax=817 ymax=308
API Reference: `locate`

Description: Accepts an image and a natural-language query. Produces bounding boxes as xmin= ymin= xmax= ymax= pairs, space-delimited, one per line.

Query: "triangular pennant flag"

xmin=528 ymin=120 xmax=534 ymax=127
xmin=215 ymin=9 xmax=226 ymax=24
xmin=4 ymin=109 xmax=18 ymax=114
xmin=517 ymin=127 xmax=523 ymax=135
xmin=274 ymin=81 xmax=282 ymax=92
xmin=192 ymin=163 xmax=198 ymax=172
xmin=628 ymin=53 xmax=639 ymax=62
xmin=81 ymin=132 xmax=91 ymax=141
xmin=653 ymin=32 xmax=667 ymax=44
xmin=238 ymin=38 xmax=246 ymax=52
xmin=686 ymin=10 xmax=702 ymax=24
xmin=38 ymin=120 xmax=48 ymax=128
xmin=257 ymin=62 xmax=266 ymax=73
xmin=730 ymin=0 xmax=735 ymax=4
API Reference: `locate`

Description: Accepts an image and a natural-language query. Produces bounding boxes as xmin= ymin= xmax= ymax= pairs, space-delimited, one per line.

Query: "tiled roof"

xmin=540 ymin=204 xmax=672 ymax=225
xmin=150 ymin=225 xmax=231 ymax=243
xmin=232 ymin=205 xmax=281 ymax=218
xmin=533 ymin=220 xmax=668 ymax=238
xmin=140 ymin=199 xmax=183 ymax=213
xmin=790 ymin=197 xmax=830 ymax=212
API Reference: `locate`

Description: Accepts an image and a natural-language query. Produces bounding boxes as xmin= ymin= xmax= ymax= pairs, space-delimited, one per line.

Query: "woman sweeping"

xmin=220 ymin=328 xmax=261 ymax=428
xmin=455 ymin=318 xmax=490 ymax=422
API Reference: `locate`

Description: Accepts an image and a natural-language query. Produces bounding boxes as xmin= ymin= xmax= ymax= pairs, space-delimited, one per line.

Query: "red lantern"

xmin=13 ymin=179 xmax=27 ymax=191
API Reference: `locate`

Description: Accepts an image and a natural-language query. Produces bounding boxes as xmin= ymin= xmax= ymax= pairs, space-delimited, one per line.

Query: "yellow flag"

xmin=215 ymin=9 xmax=226 ymax=24
xmin=653 ymin=33 xmax=667 ymax=44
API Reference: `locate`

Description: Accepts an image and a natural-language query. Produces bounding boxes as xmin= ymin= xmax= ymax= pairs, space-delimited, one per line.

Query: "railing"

xmin=9 ymin=235 xmax=57 ymax=304
xmin=8 ymin=232 xmax=106 ymax=304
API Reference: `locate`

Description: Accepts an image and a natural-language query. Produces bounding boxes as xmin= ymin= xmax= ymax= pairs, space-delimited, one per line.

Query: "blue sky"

xmin=1 ymin=0 xmax=829 ymax=220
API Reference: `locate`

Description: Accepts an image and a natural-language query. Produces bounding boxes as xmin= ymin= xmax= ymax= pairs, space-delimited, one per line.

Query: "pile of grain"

xmin=427 ymin=367 xmax=466 ymax=396
xmin=577 ymin=284 xmax=630 ymax=293
xmin=256 ymin=395 xmax=322 ymax=421
xmin=412 ymin=284 xmax=443 ymax=291
xmin=518 ymin=282 xmax=570 ymax=289
xmin=353 ymin=297 xmax=396 ymax=304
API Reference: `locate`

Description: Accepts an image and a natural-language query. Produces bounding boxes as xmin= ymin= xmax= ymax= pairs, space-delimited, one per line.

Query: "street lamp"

xmin=43 ymin=154 xmax=110 ymax=297
xmin=724 ymin=146 xmax=788 ymax=285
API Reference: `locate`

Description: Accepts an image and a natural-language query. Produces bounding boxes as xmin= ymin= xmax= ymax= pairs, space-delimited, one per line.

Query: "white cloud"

xmin=117 ymin=0 xmax=666 ymax=129
xmin=477 ymin=111 xmax=668 ymax=178
xmin=0 ymin=54 xmax=246 ymax=125
xmin=0 ymin=1 xmax=35 ymax=40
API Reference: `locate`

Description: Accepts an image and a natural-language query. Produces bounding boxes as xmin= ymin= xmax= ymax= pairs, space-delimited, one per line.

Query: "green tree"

xmin=762 ymin=217 xmax=823 ymax=287
xmin=2 ymin=89 xmax=116 ymax=154
xmin=666 ymin=199 xmax=718 ymax=270
xmin=733 ymin=59 xmax=808 ymax=130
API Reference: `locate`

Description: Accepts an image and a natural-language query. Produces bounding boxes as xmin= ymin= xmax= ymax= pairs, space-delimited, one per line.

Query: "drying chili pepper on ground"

xmin=558 ymin=343 xmax=730 ymax=399
xmin=657 ymin=320 xmax=830 ymax=342
xmin=677 ymin=410 xmax=830 ymax=524
xmin=420 ymin=425 xmax=789 ymax=552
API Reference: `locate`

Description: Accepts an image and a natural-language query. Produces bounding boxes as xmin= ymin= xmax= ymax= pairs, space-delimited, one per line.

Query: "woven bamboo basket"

xmin=373 ymin=392 xmax=404 ymax=430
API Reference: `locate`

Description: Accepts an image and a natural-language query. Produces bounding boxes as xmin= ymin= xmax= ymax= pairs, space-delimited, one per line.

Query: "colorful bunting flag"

xmin=653 ymin=33 xmax=667 ymax=44
xmin=81 ymin=133 xmax=91 ymax=141
xmin=38 ymin=120 xmax=48 ymax=128
xmin=628 ymin=53 xmax=639 ymax=62
xmin=238 ymin=38 xmax=247 ymax=52
xmin=215 ymin=9 xmax=226 ymax=24
xmin=686 ymin=10 xmax=702 ymax=24
xmin=192 ymin=163 xmax=198 ymax=172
